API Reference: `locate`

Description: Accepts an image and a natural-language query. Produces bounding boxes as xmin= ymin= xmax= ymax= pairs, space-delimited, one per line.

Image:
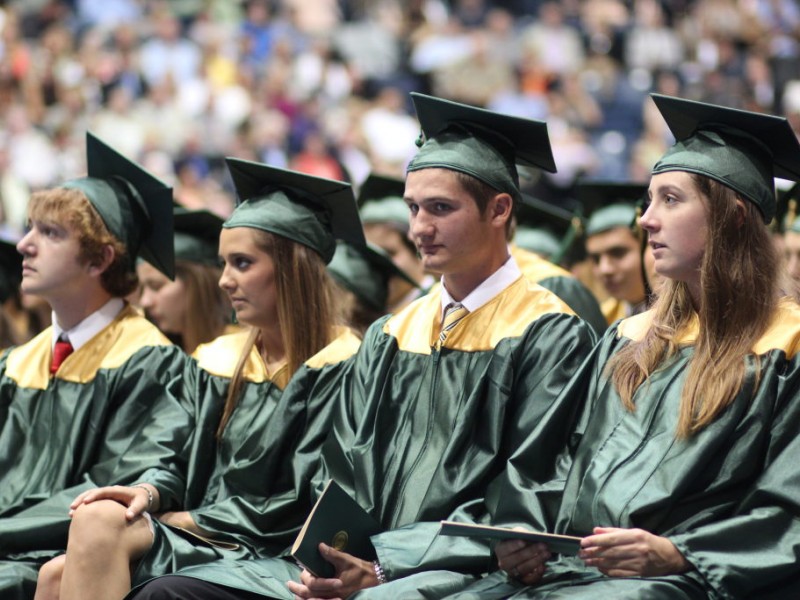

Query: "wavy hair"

xmin=607 ymin=174 xmax=781 ymax=437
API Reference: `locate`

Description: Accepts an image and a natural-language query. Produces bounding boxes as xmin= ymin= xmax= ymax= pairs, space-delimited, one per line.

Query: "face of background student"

xmin=218 ymin=227 xmax=278 ymax=331
xmin=404 ymin=168 xmax=501 ymax=280
xmin=641 ymin=171 xmax=709 ymax=288
xmin=585 ymin=226 xmax=646 ymax=304
xmin=16 ymin=218 xmax=96 ymax=302
xmin=364 ymin=222 xmax=422 ymax=306
xmin=784 ymin=230 xmax=800 ymax=282
xmin=137 ymin=261 xmax=188 ymax=335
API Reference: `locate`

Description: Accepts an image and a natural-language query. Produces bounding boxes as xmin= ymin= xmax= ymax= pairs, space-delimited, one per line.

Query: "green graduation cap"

xmin=327 ymin=241 xmax=418 ymax=312
xmin=577 ymin=181 xmax=649 ymax=237
xmin=407 ymin=93 xmax=556 ymax=203
xmin=173 ymin=207 xmax=224 ymax=265
xmin=0 ymin=234 xmax=22 ymax=303
xmin=651 ymin=93 xmax=800 ymax=223
xmin=62 ymin=132 xmax=175 ymax=279
xmin=224 ymin=158 xmax=365 ymax=264
xmin=514 ymin=193 xmax=579 ymax=262
xmin=357 ymin=173 xmax=409 ymax=229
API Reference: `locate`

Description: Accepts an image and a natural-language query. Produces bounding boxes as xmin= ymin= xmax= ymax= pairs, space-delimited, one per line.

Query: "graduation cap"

xmin=0 ymin=234 xmax=21 ymax=303
xmin=514 ymin=193 xmax=579 ymax=262
xmin=357 ymin=173 xmax=409 ymax=229
xmin=62 ymin=132 xmax=175 ymax=279
xmin=224 ymin=158 xmax=365 ymax=264
xmin=407 ymin=93 xmax=556 ymax=203
xmin=651 ymin=93 xmax=800 ymax=223
xmin=173 ymin=207 xmax=224 ymax=266
xmin=327 ymin=241 xmax=418 ymax=312
xmin=577 ymin=181 xmax=649 ymax=237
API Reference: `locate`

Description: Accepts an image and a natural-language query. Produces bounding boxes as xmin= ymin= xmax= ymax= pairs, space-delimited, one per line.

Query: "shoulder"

xmin=192 ymin=329 xmax=254 ymax=378
xmin=304 ymin=327 xmax=362 ymax=370
xmin=753 ymin=298 xmax=800 ymax=359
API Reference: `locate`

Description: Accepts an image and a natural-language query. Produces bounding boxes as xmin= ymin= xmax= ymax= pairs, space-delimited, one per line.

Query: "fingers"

xmin=496 ymin=541 xmax=550 ymax=583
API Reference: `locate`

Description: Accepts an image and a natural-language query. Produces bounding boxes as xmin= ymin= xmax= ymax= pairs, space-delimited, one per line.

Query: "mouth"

xmin=417 ymin=244 xmax=442 ymax=255
xmin=649 ymin=242 xmax=666 ymax=250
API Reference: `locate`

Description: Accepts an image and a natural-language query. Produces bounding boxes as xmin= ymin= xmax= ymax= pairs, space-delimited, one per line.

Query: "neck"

xmin=258 ymin=324 xmax=286 ymax=365
xmin=442 ymin=248 xmax=509 ymax=302
xmin=51 ymin=290 xmax=114 ymax=331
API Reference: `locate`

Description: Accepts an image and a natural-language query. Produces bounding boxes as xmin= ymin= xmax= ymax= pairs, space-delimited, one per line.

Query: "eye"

xmin=406 ymin=202 xmax=419 ymax=216
xmin=234 ymin=256 xmax=252 ymax=270
xmin=432 ymin=202 xmax=452 ymax=213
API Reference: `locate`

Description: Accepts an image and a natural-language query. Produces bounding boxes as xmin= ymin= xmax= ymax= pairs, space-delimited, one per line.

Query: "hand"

xmin=286 ymin=543 xmax=378 ymax=599
xmin=69 ymin=484 xmax=159 ymax=521
xmin=579 ymin=526 xmax=691 ymax=577
xmin=495 ymin=533 xmax=550 ymax=586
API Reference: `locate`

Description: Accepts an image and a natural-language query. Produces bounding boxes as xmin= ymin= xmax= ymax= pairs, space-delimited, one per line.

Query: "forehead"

xmin=648 ymin=170 xmax=698 ymax=195
xmin=403 ymin=168 xmax=468 ymax=201
xmin=586 ymin=226 xmax=639 ymax=252
xmin=218 ymin=227 xmax=265 ymax=253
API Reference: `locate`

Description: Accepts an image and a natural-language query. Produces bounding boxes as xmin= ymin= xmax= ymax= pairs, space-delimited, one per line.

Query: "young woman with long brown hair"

xmin=445 ymin=95 xmax=800 ymax=599
xmin=34 ymin=160 xmax=364 ymax=600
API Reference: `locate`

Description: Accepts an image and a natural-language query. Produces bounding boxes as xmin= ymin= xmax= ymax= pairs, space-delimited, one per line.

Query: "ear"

xmin=490 ymin=193 xmax=513 ymax=228
xmin=734 ymin=198 xmax=747 ymax=227
xmin=87 ymin=244 xmax=116 ymax=278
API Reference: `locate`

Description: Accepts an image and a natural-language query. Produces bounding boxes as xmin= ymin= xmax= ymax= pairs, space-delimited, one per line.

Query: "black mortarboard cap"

xmin=224 ymin=158 xmax=365 ymax=264
xmin=357 ymin=173 xmax=409 ymax=228
xmin=327 ymin=240 xmax=418 ymax=312
xmin=62 ymin=132 xmax=175 ymax=278
xmin=0 ymin=234 xmax=21 ymax=303
xmin=407 ymin=93 xmax=556 ymax=203
xmin=577 ymin=181 xmax=649 ymax=237
xmin=173 ymin=207 xmax=224 ymax=265
xmin=651 ymin=93 xmax=800 ymax=223
xmin=515 ymin=194 xmax=578 ymax=261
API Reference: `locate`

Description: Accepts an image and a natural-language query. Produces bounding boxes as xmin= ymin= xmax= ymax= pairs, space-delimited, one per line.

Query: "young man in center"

xmin=130 ymin=93 xmax=596 ymax=600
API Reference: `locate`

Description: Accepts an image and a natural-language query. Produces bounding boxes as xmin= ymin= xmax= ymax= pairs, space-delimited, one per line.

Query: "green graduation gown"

xmin=0 ymin=306 xmax=191 ymax=599
xmin=130 ymin=327 xmax=361 ymax=587
xmin=512 ymin=246 xmax=607 ymax=335
xmin=448 ymin=298 xmax=800 ymax=599
xmin=160 ymin=275 xmax=596 ymax=599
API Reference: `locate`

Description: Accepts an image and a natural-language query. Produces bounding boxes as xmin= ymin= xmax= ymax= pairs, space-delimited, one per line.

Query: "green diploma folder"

xmin=291 ymin=480 xmax=383 ymax=578
xmin=438 ymin=521 xmax=582 ymax=556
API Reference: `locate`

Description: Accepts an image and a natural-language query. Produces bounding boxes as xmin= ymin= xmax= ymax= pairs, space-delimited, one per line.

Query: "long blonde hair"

xmin=608 ymin=175 xmax=781 ymax=437
xmin=217 ymin=230 xmax=338 ymax=437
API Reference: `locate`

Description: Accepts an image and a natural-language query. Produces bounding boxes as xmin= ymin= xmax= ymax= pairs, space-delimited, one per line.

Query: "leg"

xmin=34 ymin=555 xmax=66 ymax=600
xmin=60 ymin=499 xmax=154 ymax=600
xmin=130 ymin=575 xmax=271 ymax=600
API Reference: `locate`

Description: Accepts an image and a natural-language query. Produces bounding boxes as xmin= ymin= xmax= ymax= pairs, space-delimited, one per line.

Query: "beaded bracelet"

xmin=132 ymin=484 xmax=154 ymax=511
xmin=372 ymin=560 xmax=387 ymax=585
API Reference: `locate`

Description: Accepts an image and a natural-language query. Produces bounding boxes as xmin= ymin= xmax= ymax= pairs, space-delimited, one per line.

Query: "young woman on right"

xmin=445 ymin=95 xmax=800 ymax=599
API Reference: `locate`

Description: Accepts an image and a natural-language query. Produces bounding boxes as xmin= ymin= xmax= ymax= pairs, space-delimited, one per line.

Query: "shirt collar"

xmin=52 ymin=297 xmax=125 ymax=351
xmin=440 ymin=255 xmax=522 ymax=317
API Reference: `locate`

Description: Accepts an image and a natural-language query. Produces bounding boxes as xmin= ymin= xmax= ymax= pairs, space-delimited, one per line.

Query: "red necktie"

xmin=51 ymin=338 xmax=74 ymax=374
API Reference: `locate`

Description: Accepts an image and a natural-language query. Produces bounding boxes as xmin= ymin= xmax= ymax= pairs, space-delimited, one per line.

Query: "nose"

xmin=16 ymin=229 xmax=34 ymax=256
xmin=139 ymin=287 xmax=155 ymax=309
xmin=639 ymin=203 xmax=658 ymax=234
xmin=218 ymin=265 xmax=234 ymax=292
xmin=597 ymin=253 xmax=615 ymax=276
xmin=410 ymin=209 xmax=434 ymax=240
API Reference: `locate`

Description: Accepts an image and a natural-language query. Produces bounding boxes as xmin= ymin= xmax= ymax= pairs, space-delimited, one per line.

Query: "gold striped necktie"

xmin=437 ymin=302 xmax=469 ymax=349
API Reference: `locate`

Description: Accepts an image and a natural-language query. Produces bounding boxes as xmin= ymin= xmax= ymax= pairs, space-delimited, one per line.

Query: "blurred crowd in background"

xmin=0 ymin=0 xmax=797 ymax=237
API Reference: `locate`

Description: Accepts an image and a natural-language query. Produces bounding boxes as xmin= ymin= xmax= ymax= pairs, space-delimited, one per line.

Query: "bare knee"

xmin=35 ymin=555 xmax=66 ymax=600
xmin=68 ymin=500 xmax=150 ymax=559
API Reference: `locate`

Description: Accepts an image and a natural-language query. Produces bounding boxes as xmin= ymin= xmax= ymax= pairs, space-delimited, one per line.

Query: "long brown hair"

xmin=608 ymin=174 xmax=781 ymax=437
xmin=177 ymin=261 xmax=229 ymax=354
xmin=217 ymin=230 xmax=338 ymax=436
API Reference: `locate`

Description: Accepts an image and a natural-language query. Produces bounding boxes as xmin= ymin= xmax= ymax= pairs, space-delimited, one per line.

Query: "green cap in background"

xmin=407 ymin=93 xmax=556 ymax=203
xmin=0 ymin=234 xmax=21 ymax=303
xmin=357 ymin=173 xmax=409 ymax=230
xmin=514 ymin=193 xmax=579 ymax=262
xmin=327 ymin=240 xmax=418 ymax=312
xmin=62 ymin=132 xmax=175 ymax=279
xmin=577 ymin=181 xmax=649 ymax=237
xmin=651 ymin=93 xmax=800 ymax=223
xmin=173 ymin=207 xmax=224 ymax=266
xmin=224 ymin=158 xmax=365 ymax=264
